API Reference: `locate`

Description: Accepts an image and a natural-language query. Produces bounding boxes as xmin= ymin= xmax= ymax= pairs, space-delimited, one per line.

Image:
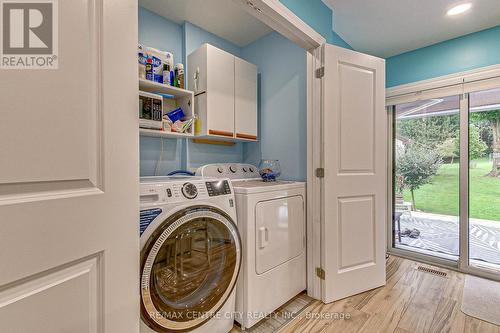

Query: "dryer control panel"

xmin=196 ymin=163 xmax=260 ymax=180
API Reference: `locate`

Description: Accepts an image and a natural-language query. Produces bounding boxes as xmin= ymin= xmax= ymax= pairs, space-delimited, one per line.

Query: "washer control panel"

xmin=140 ymin=177 xmax=233 ymax=204
xmin=181 ymin=182 xmax=198 ymax=199
xmin=206 ymin=180 xmax=231 ymax=197
xmin=197 ymin=163 xmax=260 ymax=179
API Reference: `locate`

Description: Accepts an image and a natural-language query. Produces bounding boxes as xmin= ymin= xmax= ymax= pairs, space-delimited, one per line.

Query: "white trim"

xmin=233 ymin=0 xmax=325 ymax=301
xmin=464 ymin=77 xmax=500 ymax=93
xmin=387 ymin=84 xmax=464 ymax=106
xmin=306 ymin=46 xmax=323 ymax=300
xmin=386 ymin=63 xmax=500 ymax=99
xmin=386 ymin=106 xmax=394 ymax=254
xmin=233 ymin=0 xmax=325 ymax=51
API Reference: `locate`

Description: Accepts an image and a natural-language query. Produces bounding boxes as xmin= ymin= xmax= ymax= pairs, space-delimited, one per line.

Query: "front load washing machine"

xmin=197 ymin=164 xmax=307 ymax=330
xmin=139 ymin=176 xmax=241 ymax=333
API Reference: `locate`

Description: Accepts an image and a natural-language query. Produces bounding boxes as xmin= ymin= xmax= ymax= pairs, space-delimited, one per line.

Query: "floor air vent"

xmin=417 ymin=266 xmax=448 ymax=277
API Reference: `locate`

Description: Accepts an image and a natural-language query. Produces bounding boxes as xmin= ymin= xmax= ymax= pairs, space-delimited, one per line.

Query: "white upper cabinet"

xmin=189 ymin=43 xmax=257 ymax=141
xmin=235 ymin=57 xmax=258 ymax=140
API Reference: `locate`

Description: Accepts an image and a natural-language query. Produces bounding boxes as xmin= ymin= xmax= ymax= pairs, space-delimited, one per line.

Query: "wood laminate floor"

xmin=236 ymin=256 xmax=500 ymax=333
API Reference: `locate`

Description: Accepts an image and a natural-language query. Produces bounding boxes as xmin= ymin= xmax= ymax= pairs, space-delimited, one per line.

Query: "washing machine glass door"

xmin=140 ymin=205 xmax=241 ymax=332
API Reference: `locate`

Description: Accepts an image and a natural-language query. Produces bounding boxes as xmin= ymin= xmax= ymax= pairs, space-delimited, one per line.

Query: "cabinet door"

xmin=187 ymin=44 xmax=208 ymax=94
xmin=235 ymin=57 xmax=258 ymax=140
xmin=206 ymin=45 xmax=235 ymax=137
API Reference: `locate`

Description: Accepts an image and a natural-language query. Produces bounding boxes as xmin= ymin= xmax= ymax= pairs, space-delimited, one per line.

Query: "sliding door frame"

xmin=387 ymin=64 xmax=500 ymax=281
xmin=458 ymin=93 xmax=470 ymax=272
xmin=461 ymin=77 xmax=500 ymax=281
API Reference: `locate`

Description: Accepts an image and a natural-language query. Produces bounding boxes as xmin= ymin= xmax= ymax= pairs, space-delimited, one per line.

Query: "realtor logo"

xmin=1 ymin=0 xmax=58 ymax=69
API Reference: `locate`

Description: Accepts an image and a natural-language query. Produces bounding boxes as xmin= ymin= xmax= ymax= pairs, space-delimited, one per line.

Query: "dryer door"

xmin=140 ymin=205 xmax=241 ymax=332
xmin=255 ymin=195 xmax=305 ymax=274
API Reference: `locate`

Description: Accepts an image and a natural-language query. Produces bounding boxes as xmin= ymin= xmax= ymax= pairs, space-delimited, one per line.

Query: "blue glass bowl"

xmin=258 ymin=160 xmax=281 ymax=182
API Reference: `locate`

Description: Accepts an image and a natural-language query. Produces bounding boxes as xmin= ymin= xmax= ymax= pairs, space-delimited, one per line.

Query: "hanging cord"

xmin=167 ymin=170 xmax=196 ymax=176
xmin=154 ymin=137 xmax=164 ymax=176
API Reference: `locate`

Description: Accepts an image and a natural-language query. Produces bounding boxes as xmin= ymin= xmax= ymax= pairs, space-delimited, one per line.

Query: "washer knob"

xmin=249 ymin=167 xmax=255 ymax=173
xmin=242 ymin=167 xmax=248 ymax=172
xmin=229 ymin=165 xmax=237 ymax=173
xmin=217 ymin=167 xmax=224 ymax=174
xmin=181 ymin=183 xmax=198 ymax=199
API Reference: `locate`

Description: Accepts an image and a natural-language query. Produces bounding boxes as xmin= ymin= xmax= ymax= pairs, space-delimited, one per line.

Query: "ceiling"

xmin=139 ymin=0 xmax=273 ymax=47
xmin=323 ymin=0 xmax=500 ymax=58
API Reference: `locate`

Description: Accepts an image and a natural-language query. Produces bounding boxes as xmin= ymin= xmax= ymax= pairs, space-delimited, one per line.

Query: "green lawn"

xmin=402 ymin=158 xmax=500 ymax=221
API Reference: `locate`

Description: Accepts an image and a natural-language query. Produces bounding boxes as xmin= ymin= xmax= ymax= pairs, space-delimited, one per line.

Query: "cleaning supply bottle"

xmin=174 ymin=66 xmax=179 ymax=87
xmin=162 ymin=63 xmax=171 ymax=85
xmin=194 ymin=114 xmax=201 ymax=135
xmin=175 ymin=63 xmax=184 ymax=88
xmin=170 ymin=69 xmax=175 ymax=87
xmin=145 ymin=57 xmax=153 ymax=81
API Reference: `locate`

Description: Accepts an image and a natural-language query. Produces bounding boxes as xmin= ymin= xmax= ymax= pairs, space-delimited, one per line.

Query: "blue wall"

xmin=280 ymin=0 xmax=351 ymax=49
xmin=387 ymin=25 xmax=500 ymax=87
xmin=138 ymin=8 xmax=184 ymax=67
xmin=241 ymin=33 xmax=307 ymax=181
xmin=139 ymin=8 xmax=245 ymax=176
xmin=139 ymin=7 xmax=307 ymax=180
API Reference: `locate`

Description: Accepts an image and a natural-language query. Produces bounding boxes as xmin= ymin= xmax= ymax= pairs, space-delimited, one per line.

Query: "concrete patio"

xmin=396 ymin=211 xmax=500 ymax=266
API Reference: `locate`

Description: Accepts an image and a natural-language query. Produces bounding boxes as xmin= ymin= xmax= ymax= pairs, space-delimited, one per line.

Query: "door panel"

xmin=322 ymin=44 xmax=386 ymax=302
xmin=338 ymin=196 xmax=375 ymax=271
xmin=255 ymin=196 xmax=305 ymax=274
xmin=0 ymin=0 xmax=139 ymax=332
xmin=338 ymin=63 xmax=375 ymax=173
xmin=0 ymin=257 xmax=100 ymax=333
xmin=0 ymin=0 xmax=100 ymax=188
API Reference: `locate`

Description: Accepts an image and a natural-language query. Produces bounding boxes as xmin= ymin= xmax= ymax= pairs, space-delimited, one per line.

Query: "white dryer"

xmin=139 ymin=176 xmax=241 ymax=333
xmin=197 ymin=164 xmax=307 ymax=330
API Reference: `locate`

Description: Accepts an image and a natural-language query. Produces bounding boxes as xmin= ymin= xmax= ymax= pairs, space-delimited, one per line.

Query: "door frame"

xmin=233 ymin=0 xmax=326 ymax=300
xmin=386 ymin=64 xmax=500 ymax=281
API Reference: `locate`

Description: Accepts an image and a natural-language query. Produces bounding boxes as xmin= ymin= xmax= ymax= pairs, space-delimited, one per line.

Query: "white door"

xmin=321 ymin=44 xmax=386 ymax=302
xmin=0 ymin=0 xmax=139 ymax=332
xmin=234 ymin=57 xmax=257 ymax=140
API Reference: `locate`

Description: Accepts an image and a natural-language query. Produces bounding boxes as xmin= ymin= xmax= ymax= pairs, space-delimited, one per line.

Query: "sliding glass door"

xmin=468 ymin=87 xmax=500 ymax=271
xmin=390 ymin=85 xmax=500 ymax=277
xmin=393 ymin=95 xmax=460 ymax=261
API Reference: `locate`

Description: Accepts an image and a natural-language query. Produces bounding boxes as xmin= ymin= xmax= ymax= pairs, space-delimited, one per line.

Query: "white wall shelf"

xmin=140 ymin=128 xmax=194 ymax=138
xmin=139 ymin=79 xmax=192 ymax=97
xmin=139 ymin=79 xmax=195 ymax=137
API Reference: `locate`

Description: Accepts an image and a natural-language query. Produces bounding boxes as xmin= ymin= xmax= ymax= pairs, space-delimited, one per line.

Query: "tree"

xmin=453 ymin=125 xmax=487 ymax=167
xmin=437 ymin=138 xmax=458 ymax=163
xmin=397 ymin=114 xmax=459 ymax=149
xmin=396 ymin=144 xmax=442 ymax=209
xmin=470 ymin=110 xmax=500 ymax=177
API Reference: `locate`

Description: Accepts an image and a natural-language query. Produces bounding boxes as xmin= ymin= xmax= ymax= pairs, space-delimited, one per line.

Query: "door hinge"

xmin=316 ymin=267 xmax=325 ymax=280
xmin=315 ymin=67 xmax=324 ymax=78
xmin=315 ymin=168 xmax=324 ymax=178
